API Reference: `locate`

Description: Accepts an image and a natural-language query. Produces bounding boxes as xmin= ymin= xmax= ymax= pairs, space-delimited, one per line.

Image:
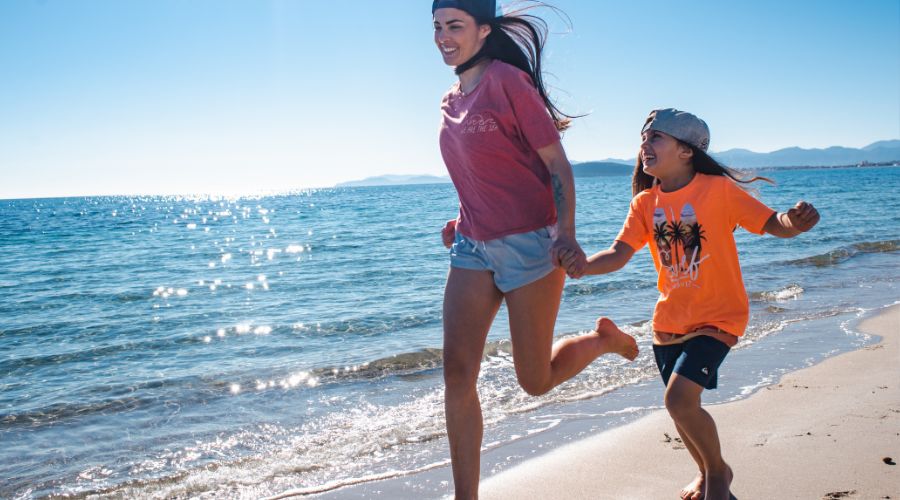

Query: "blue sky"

xmin=1 ymin=0 xmax=898 ymax=198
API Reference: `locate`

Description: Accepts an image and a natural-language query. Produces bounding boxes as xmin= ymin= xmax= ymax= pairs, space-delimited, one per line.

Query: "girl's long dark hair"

xmin=631 ymin=144 xmax=774 ymax=197
xmin=456 ymin=2 xmax=576 ymax=131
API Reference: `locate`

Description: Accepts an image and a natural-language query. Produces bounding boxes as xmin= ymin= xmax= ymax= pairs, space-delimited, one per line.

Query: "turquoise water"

xmin=1 ymin=167 xmax=898 ymax=498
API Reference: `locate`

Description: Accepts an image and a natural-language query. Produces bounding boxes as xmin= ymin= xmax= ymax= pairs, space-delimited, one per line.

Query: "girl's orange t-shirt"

xmin=615 ymin=174 xmax=775 ymax=338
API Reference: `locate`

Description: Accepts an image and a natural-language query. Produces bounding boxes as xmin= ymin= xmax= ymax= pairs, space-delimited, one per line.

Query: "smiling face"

xmin=433 ymin=8 xmax=491 ymax=67
xmin=640 ymin=129 xmax=694 ymax=181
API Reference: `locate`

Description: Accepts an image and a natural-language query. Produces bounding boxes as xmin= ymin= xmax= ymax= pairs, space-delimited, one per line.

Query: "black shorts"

xmin=653 ymin=335 xmax=731 ymax=390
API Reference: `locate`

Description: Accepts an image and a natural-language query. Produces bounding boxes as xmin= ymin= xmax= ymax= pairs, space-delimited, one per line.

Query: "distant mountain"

xmin=595 ymin=158 xmax=634 ymax=166
xmin=338 ymin=164 xmax=635 ymax=187
xmin=335 ymin=174 xmax=451 ymax=188
xmin=613 ymin=140 xmax=899 ymax=169
xmin=712 ymin=141 xmax=900 ymax=168
xmin=336 ymin=140 xmax=898 ymax=187
xmin=862 ymin=139 xmax=900 ymax=151
xmin=572 ymin=161 xmax=634 ymax=177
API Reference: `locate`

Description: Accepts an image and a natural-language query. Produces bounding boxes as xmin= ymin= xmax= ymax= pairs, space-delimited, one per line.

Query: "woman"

xmin=432 ymin=1 xmax=639 ymax=497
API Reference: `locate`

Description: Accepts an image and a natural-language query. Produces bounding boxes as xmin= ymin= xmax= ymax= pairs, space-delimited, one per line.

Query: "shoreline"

xmin=479 ymin=304 xmax=900 ymax=499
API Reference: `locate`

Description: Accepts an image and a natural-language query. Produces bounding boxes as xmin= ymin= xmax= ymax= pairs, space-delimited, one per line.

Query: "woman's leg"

xmin=664 ymin=374 xmax=733 ymax=500
xmin=443 ymin=267 xmax=503 ymax=500
xmin=504 ymin=268 xmax=638 ymax=397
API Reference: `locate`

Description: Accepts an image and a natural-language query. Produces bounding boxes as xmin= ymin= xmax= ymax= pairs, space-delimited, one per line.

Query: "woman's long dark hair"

xmin=456 ymin=2 xmax=576 ymax=131
xmin=631 ymin=143 xmax=774 ymax=197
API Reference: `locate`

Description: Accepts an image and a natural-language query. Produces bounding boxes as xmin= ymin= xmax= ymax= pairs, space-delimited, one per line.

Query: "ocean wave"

xmin=0 ymin=340 xmax=507 ymax=430
xmin=0 ymin=325 xmax=39 ymax=339
xmin=1 ymin=397 xmax=152 ymax=429
xmin=294 ymin=314 xmax=439 ymax=338
xmin=0 ymin=333 xmax=202 ymax=373
xmin=564 ymin=278 xmax=656 ymax=296
xmin=784 ymin=239 xmax=900 ymax=267
xmin=0 ymin=311 xmax=439 ymax=372
xmin=750 ymin=284 xmax=804 ymax=302
xmin=0 ymin=372 xmax=223 ymax=429
xmin=7 ymin=289 xmax=150 ymax=306
xmin=231 ymin=339 xmax=515 ymax=394
xmin=738 ymin=306 xmax=859 ymax=349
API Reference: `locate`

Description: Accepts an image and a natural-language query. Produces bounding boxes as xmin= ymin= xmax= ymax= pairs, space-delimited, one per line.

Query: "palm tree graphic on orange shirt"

xmin=685 ymin=221 xmax=707 ymax=263
xmin=653 ymin=217 xmax=673 ymax=268
xmin=668 ymin=218 xmax=687 ymax=271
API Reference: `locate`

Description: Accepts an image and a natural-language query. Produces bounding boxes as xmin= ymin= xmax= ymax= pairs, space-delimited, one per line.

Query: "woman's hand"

xmin=442 ymin=219 xmax=457 ymax=248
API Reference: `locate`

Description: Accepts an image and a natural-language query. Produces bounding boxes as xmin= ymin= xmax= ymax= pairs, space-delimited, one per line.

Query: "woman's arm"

xmin=536 ymin=141 xmax=585 ymax=275
xmin=763 ymin=201 xmax=820 ymax=238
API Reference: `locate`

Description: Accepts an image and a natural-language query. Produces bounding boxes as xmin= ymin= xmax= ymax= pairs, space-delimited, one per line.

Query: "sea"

xmin=1 ymin=166 xmax=898 ymax=499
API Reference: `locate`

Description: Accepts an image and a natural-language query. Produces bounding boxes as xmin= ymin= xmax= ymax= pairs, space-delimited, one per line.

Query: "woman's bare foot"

xmin=592 ymin=317 xmax=639 ymax=360
xmin=704 ymin=463 xmax=733 ymax=500
xmin=680 ymin=471 xmax=705 ymax=499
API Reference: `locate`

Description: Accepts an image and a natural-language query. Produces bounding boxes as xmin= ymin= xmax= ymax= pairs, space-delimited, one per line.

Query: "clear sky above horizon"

xmin=1 ymin=0 xmax=898 ymax=199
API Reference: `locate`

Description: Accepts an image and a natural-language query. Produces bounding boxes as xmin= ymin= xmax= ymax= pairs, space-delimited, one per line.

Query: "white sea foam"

xmin=757 ymin=284 xmax=804 ymax=301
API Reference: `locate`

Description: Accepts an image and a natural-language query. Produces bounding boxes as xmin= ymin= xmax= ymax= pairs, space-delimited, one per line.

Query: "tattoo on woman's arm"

xmin=552 ymin=174 xmax=566 ymax=209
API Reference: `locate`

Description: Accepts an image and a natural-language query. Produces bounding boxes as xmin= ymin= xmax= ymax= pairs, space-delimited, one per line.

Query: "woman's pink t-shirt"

xmin=438 ymin=60 xmax=561 ymax=241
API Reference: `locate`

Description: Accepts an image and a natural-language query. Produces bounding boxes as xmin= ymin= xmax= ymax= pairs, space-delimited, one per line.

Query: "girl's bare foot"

xmin=704 ymin=463 xmax=733 ymax=500
xmin=592 ymin=317 xmax=639 ymax=360
xmin=680 ymin=471 xmax=704 ymax=499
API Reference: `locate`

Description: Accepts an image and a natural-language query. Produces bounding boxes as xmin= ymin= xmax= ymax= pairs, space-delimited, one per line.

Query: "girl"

xmin=432 ymin=1 xmax=639 ymax=497
xmin=562 ymin=108 xmax=820 ymax=500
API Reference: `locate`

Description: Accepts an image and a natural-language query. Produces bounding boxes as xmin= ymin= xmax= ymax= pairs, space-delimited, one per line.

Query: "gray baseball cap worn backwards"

xmin=642 ymin=108 xmax=711 ymax=152
xmin=432 ymin=0 xmax=498 ymax=23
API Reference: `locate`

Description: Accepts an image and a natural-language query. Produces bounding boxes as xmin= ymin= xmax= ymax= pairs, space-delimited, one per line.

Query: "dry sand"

xmin=480 ymin=305 xmax=900 ymax=500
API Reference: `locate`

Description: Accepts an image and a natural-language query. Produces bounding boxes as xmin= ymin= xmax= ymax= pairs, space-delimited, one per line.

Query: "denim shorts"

xmin=449 ymin=226 xmax=556 ymax=293
xmin=653 ymin=335 xmax=731 ymax=390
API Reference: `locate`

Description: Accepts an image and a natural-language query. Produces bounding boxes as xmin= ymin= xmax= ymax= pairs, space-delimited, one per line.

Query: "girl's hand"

xmin=441 ymin=219 xmax=457 ymax=248
xmin=558 ymin=247 xmax=588 ymax=279
xmin=785 ymin=201 xmax=820 ymax=233
xmin=551 ymin=235 xmax=586 ymax=278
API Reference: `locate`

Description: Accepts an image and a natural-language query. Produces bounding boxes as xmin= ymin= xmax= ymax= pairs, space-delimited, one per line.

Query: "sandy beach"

xmin=480 ymin=305 xmax=900 ymax=500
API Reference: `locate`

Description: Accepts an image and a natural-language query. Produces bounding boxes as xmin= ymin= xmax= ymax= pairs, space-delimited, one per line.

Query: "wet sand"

xmin=480 ymin=305 xmax=900 ymax=499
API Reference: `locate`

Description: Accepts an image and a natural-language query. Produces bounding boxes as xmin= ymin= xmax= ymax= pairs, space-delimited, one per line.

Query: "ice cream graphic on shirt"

xmin=653 ymin=203 xmax=709 ymax=290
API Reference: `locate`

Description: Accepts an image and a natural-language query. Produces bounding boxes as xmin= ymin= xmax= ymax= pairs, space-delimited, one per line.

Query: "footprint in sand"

xmin=661 ymin=432 xmax=686 ymax=450
xmin=823 ymin=491 xmax=856 ymax=499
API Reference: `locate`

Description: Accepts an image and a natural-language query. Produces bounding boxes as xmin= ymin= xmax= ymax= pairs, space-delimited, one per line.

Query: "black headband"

xmin=432 ymin=0 xmax=497 ymax=24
